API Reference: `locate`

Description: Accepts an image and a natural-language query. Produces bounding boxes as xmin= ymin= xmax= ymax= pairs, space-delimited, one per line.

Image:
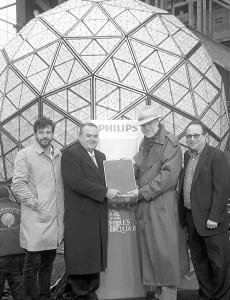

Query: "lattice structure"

xmin=0 ymin=0 xmax=228 ymax=181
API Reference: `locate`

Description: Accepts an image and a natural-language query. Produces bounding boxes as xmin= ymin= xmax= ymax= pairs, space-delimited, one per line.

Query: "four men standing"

xmin=9 ymin=111 xmax=230 ymax=300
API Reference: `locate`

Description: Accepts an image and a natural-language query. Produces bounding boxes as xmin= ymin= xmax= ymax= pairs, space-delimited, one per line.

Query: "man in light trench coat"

xmin=128 ymin=106 xmax=183 ymax=300
xmin=12 ymin=116 xmax=64 ymax=300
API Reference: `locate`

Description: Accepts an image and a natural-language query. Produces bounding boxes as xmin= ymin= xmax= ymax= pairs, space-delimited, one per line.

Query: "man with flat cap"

xmin=128 ymin=106 xmax=182 ymax=300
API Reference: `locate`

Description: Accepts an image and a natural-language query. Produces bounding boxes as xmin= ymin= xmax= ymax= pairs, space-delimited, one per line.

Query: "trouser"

xmin=0 ymin=254 xmax=24 ymax=300
xmin=23 ymin=249 xmax=56 ymax=300
xmin=186 ymin=210 xmax=230 ymax=300
xmin=68 ymin=273 xmax=100 ymax=300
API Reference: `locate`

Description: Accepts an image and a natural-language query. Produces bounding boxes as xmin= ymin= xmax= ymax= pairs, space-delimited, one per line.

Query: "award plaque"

xmin=103 ymin=159 xmax=137 ymax=203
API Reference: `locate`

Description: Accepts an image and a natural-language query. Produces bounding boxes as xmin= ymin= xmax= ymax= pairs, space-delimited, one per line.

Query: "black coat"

xmin=179 ymin=143 xmax=230 ymax=236
xmin=61 ymin=142 xmax=108 ymax=274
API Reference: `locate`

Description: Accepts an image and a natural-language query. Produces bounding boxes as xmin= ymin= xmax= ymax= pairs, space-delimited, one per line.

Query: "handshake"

xmin=106 ymin=189 xmax=139 ymax=204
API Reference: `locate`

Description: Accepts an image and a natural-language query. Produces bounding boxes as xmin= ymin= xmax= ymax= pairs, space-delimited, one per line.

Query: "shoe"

xmin=87 ymin=292 xmax=98 ymax=300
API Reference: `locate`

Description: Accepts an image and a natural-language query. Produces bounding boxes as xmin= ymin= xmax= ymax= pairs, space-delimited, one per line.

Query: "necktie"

xmin=91 ymin=153 xmax=98 ymax=167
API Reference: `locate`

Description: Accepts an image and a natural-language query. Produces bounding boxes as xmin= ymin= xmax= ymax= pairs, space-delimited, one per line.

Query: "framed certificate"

xmin=103 ymin=159 xmax=137 ymax=196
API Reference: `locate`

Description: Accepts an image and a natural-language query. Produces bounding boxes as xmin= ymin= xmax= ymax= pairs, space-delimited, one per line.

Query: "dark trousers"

xmin=23 ymin=249 xmax=56 ymax=300
xmin=186 ymin=210 xmax=230 ymax=300
xmin=68 ymin=273 xmax=100 ymax=300
xmin=0 ymin=254 xmax=24 ymax=300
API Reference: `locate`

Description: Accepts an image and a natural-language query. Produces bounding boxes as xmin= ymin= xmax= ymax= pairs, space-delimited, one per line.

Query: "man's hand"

xmin=106 ymin=189 xmax=120 ymax=200
xmin=207 ymin=219 xmax=218 ymax=229
xmin=127 ymin=189 xmax=139 ymax=198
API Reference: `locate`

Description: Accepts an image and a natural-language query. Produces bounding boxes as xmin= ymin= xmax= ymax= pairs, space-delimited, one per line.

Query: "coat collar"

xmin=32 ymin=139 xmax=60 ymax=158
xmin=76 ymin=141 xmax=104 ymax=179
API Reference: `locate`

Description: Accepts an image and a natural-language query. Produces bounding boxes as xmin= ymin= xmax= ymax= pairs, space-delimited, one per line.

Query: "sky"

xmin=0 ymin=0 xmax=17 ymax=49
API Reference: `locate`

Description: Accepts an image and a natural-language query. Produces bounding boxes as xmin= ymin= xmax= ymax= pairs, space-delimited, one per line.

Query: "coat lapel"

xmin=192 ymin=143 xmax=209 ymax=186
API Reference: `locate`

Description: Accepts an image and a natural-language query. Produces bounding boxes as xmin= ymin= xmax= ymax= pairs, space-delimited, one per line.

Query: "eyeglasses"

xmin=185 ymin=134 xmax=202 ymax=140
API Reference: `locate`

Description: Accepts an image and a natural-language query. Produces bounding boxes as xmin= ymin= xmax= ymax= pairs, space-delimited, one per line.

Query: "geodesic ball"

xmin=0 ymin=0 xmax=228 ymax=180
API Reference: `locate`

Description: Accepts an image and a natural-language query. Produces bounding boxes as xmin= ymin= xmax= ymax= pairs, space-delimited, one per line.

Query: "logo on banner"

xmin=109 ymin=210 xmax=136 ymax=233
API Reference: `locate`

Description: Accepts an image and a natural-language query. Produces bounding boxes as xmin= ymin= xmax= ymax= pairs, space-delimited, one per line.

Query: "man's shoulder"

xmin=95 ymin=149 xmax=105 ymax=158
xmin=165 ymin=131 xmax=180 ymax=147
xmin=16 ymin=144 xmax=34 ymax=158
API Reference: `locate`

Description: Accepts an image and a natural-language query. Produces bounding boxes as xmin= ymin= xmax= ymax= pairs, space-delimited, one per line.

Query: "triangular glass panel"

xmin=205 ymin=80 xmax=219 ymax=103
xmin=43 ymin=11 xmax=78 ymax=35
xmin=96 ymin=105 xmax=117 ymax=120
xmin=55 ymin=44 xmax=75 ymax=66
xmin=170 ymin=80 xmax=188 ymax=104
xmin=113 ymin=42 xmax=134 ymax=64
xmin=19 ymin=84 xmax=37 ymax=108
xmin=131 ymin=40 xmax=154 ymax=64
xmin=162 ymin=15 xmax=185 ymax=29
xmin=158 ymin=51 xmax=180 ymax=73
xmin=120 ymin=88 xmax=142 ymax=109
xmin=174 ymin=112 xmax=191 ymax=136
xmin=97 ymin=21 xmax=122 ymax=36
xmin=84 ymin=6 xmax=108 ymax=35
xmin=101 ymin=3 xmax=126 ymax=19
xmin=13 ymin=41 xmax=34 ymax=61
xmin=187 ymin=64 xmax=203 ymax=89
xmin=98 ymin=89 xmax=120 ymax=111
xmin=220 ymin=96 xmax=227 ymax=117
xmin=175 ymin=93 xmax=196 ymax=116
xmin=68 ymin=91 xmax=90 ymax=113
xmin=70 ymin=106 xmax=91 ymax=122
xmin=25 ymin=19 xmax=58 ymax=50
xmin=189 ymin=46 xmax=212 ymax=74
xmin=82 ymin=40 xmax=106 ymax=55
xmin=201 ymin=108 xmax=219 ymax=129
xmin=70 ymin=4 xmax=92 ymax=19
xmin=27 ymin=69 xmax=49 ymax=92
xmin=161 ymin=112 xmax=174 ymax=134
xmin=152 ymin=80 xmax=173 ymax=105
xmin=0 ymin=69 xmax=7 ymax=92
xmin=67 ymin=21 xmax=92 ymax=37
xmin=47 ymin=90 xmax=68 ymax=112
xmin=113 ymin=58 xmax=133 ymax=81
xmin=81 ymin=55 xmax=105 ymax=70
xmin=173 ymin=29 xmax=199 ymax=55
xmin=194 ymin=79 xmax=209 ymax=103
xmin=42 ymin=103 xmax=65 ymax=123
xmin=3 ymin=116 xmax=20 ymax=139
xmin=54 ymin=118 xmax=66 ymax=146
xmin=145 ymin=17 xmax=169 ymax=45
xmin=152 ymin=80 xmax=174 ymax=105
xmin=69 ymin=60 xmax=88 ymax=82
xmin=129 ymin=8 xmax=152 ymax=24
xmin=5 ymin=70 xmax=22 ymax=93
xmin=206 ymin=65 xmax=221 ymax=89
xmin=45 ymin=70 xmax=65 ymax=92
xmin=220 ymin=113 xmax=229 ymax=138
xmin=37 ymin=43 xmax=59 ymax=67
xmin=70 ymin=80 xmax=91 ymax=103
xmin=4 ymin=35 xmax=24 ymax=61
xmin=161 ymin=16 xmax=180 ymax=35
xmin=170 ymin=64 xmax=189 ymax=88
xmin=141 ymin=66 xmax=164 ymax=90
xmin=96 ymin=80 xmax=117 ymax=102
xmin=132 ymin=26 xmax=156 ymax=46
xmin=194 ymin=93 xmax=208 ymax=116
xmin=98 ymin=59 xmax=119 ymax=82
xmin=211 ymin=121 xmax=221 ymax=137
xmin=122 ymin=67 xmax=143 ymax=90
xmin=211 ymin=97 xmax=221 ymax=116
xmin=149 ymin=99 xmax=171 ymax=119
xmin=97 ymin=38 xmax=121 ymax=54
xmin=0 ymin=51 xmax=6 ymax=75
xmin=19 ymin=115 xmax=34 ymax=142
xmin=114 ymin=10 xmax=140 ymax=33
xmin=141 ymin=50 xmax=164 ymax=73
xmin=66 ymin=119 xmax=80 ymax=145
xmin=27 ymin=54 xmax=49 ymax=77
xmin=55 ymin=60 xmax=75 ymax=83
xmin=159 ymin=36 xmax=181 ymax=56
xmin=13 ymin=55 xmax=34 ymax=77
xmin=68 ymin=39 xmax=92 ymax=54
xmin=6 ymin=85 xmax=22 ymax=109
xmin=1 ymin=132 xmax=18 ymax=154
xmin=21 ymin=103 xmax=39 ymax=125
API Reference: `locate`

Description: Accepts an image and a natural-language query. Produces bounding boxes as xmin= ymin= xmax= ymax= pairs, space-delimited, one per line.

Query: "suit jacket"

xmin=179 ymin=143 xmax=230 ymax=236
xmin=61 ymin=141 xmax=108 ymax=275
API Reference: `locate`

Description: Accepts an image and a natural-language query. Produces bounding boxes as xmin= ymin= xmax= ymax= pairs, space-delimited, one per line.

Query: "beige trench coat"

xmin=12 ymin=140 xmax=64 ymax=251
xmin=134 ymin=124 xmax=182 ymax=286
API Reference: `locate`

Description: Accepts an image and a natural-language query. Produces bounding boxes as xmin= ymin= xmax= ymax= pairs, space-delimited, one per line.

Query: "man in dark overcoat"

xmin=179 ymin=120 xmax=230 ymax=300
xmin=61 ymin=123 xmax=120 ymax=300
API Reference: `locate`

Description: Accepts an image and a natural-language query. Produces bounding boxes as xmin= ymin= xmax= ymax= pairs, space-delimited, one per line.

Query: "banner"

xmin=93 ymin=120 xmax=145 ymax=299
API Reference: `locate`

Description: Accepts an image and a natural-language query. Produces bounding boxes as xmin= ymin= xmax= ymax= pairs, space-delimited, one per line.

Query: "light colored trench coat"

xmin=12 ymin=140 xmax=64 ymax=251
xmin=134 ymin=124 xmax=182 ymax=286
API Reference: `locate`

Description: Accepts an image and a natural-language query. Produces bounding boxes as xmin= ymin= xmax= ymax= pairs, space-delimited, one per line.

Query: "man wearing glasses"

xmin=179 ymin=120 xmax=230 ymax=300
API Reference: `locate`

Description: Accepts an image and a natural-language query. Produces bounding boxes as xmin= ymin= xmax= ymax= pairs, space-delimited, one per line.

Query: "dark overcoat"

xmin=179 ymin=143 xmax=230 ymax=236
xmin=61 ymin=141 xmax=108 ymax=275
